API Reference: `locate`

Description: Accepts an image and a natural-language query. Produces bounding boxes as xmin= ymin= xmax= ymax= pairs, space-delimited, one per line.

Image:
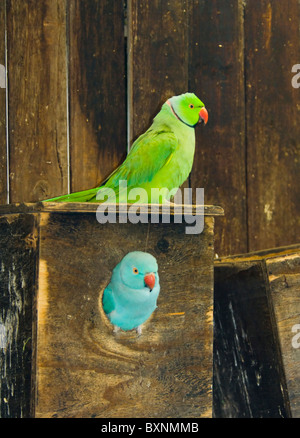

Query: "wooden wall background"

xmin=0 ymin=0 xmax=299 ymax=257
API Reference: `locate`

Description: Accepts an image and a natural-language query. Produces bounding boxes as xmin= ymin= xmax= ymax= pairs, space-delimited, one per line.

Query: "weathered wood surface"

xmin=128 ymin=0 xmax=189 ymax=144
xmin=6 ymin=0 xmax=69 ymax=202
xmin=1 ymin=203 xmax=298 ymax=418
xmin=214 ymin=260 xmax=291 ymax=418
xmin=0 ymin=204 xmax=221 ymax=417
xmin=189 ymin=0 xmax=247 ymax=256
xmin=0 ymin=201 xmax=224 ymax=217
xmin=244 ymin=0 xmax=300 ymax=251
xmin=68 ymin=0 xmax=127 ymax=192
xmin=216 ymin=244 xmax=300 ymax=263
xmin=214 ymin=245 xmax=300 ymax=417
xmin=265 ymin=253 xmax=300 ymax=418
xmin=33 ymin=214 xmax=215 ymax=418
xmin=0 ymin=0 xmax=6 ymax=204
xmin=0 ymin=213 xmax=38 ymax=418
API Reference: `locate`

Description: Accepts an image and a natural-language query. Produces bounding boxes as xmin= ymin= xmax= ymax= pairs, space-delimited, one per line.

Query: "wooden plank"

xmin=214 ymin=246 xmax=300 ymax=417
xmin=33 ymin=213 xmax=215 ymax=417
xmin=6 ymin=0 xmax=69 ymax=202
xmin=0 ymin=201 xmax=224 ymax=217
xmin=68 ymin=0 xmax=127 ymax=193
xmin=189 ymin=0 xmax=247 ymax=256
xmin=128 ymin=0 xmax=189 ymax=144
xmin=216 ymin=243 xmax=300 ymax=263
xmin=245 ymin=0 xmax=300 ymax=251
xmin=0 ymin=0 xmax=7 ymax=204
xmin=265 ymin=253 xmax=300 ymax=418
xmin=0 ymin=213 xmax=39 ymax=417
xmin=213 ymin=260 xmax=291 ymax=418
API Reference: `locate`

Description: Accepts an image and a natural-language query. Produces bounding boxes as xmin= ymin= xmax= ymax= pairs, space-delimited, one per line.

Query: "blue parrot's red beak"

xmin=144 ymin=273 xmax=156 ymax=291
xmin=199 ymin=107 xmax=208 ymax=125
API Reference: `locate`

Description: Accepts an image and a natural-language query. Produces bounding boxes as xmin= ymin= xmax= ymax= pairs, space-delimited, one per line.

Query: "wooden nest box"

xmin=0 ymin=202 xmax=223 ymax=418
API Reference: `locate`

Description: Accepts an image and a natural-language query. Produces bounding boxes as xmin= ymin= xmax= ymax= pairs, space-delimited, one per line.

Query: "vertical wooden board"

xmin=0 ymin=213 xmax=38 ymax=418
xmin=245 ymin=0 xmax=300 ymax=251
xmin=33 ymin=213 xmax=215 ymax=417
xmin=266 ymin=253 xmax=300 ymax=417
xmin=6 ymin=0 xmax=68 ymax=202
xmin=189 ymin=0 xmax=247 ymax=257
xmin=128 ymin=0 xmax=189 ymax=144
xmin=0 ymin=0 xmax=7 ymax=204
xmin=213 ymin=261 xmax=291 ymax=418
xmin=68 ymin=1 xmax=127 ymax=193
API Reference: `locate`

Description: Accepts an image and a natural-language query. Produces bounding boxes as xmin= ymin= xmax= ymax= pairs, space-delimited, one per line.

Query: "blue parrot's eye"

xmin=133 ymin=267 xmax=139 ymax=275
xmin=189 ymin=104 xmax=194 ymax=109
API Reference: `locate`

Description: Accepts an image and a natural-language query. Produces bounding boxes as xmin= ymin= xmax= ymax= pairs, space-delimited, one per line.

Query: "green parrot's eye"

xmin=189 ymin=104 xmax=194 ymax=109
xmin=133 ymin=267 xmax=139 ymax=275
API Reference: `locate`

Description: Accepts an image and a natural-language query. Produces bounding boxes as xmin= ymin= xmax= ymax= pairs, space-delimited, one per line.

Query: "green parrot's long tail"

xmin=44 ymin=187 xmax=100 ymax=203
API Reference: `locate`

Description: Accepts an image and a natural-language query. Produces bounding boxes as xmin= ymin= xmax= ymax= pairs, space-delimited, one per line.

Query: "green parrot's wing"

xmin=102 ymin=286 xmax=115 ymax=315
xmin=45 ymin=126 xmax=178 ymax=203
xmin=104 ymin=127 xmax=178 ymax=190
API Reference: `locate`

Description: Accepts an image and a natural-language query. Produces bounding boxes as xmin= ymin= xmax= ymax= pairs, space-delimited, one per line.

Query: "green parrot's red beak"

xmin=144 ymin=273 xmax=156 ymax=291
xmin=199 ymin=107 xmax=208 ymax=125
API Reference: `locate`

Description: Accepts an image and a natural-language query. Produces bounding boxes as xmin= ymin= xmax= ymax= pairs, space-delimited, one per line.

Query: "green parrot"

xmin=44 ymin=92 xmax=208 ymax=204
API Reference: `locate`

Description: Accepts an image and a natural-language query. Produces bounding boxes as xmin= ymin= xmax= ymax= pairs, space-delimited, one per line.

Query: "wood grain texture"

xmin=0 ymin=213 xmax=39 ymax=417
xmin=245 ymin=0 xmax=300 ymax=250
xmin=0 ymin=201 xmax=224 ymax=217
xmin=213 ymin=260 xmax=291 ymax=418
xmin=214 ymin=245 xmax=300 ymax=417
xmin=6 ymin=0 xmax=68 ymax=202
xmin=0 ymin=0 xmax=6 ymax=204
xmin=216 ymin=243 xmax=300 ymax=263
xmin=189 ymin=0 xmax=247 ymax=257
xmin=33 ymin=213 xmax=215 ymax=417
xmin=68 ymin=0 xmax=127 ymax=193
xmin=266 ymin=253 xmax=300 ymax=418
xmin=128 ymin=0 xmax=189 ymax=144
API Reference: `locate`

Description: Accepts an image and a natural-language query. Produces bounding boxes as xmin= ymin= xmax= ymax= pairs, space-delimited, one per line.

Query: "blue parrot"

xmin=102 ymin=251 xmax=160 ymax=335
